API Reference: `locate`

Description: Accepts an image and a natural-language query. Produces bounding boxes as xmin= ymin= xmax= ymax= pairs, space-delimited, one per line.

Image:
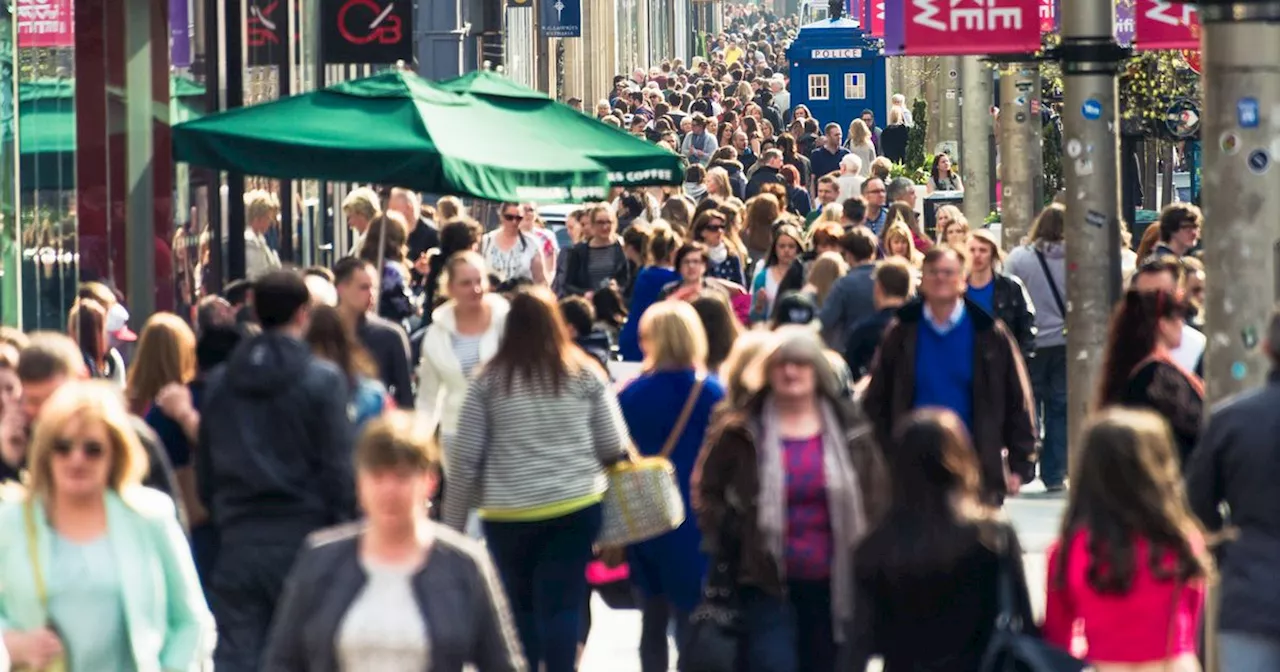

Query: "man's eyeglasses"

xmin=923 ymin=267 xmax=960 ymax=279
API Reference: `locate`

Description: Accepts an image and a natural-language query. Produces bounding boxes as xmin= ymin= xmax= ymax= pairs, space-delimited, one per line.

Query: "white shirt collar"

xmin=923 ymin=300 xmax=966 ymax=334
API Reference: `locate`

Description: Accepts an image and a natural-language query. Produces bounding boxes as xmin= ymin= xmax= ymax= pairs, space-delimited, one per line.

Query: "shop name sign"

xmin=811 ymin=48 xmax=863 ymax=59
xmin=1134 ymin=0 xmax=1198 ymax=50
xmin=321 ymin=0 xmax=414 ymax=64
xmin=18 ymin=0 xmax=74 ymax=48
xmin=903 ymin=0 xmax=1042 ymax=55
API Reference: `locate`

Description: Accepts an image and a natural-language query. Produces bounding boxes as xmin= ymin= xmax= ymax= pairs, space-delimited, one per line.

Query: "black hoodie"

xmin=197 ymin=331 xmax=356 ymax=544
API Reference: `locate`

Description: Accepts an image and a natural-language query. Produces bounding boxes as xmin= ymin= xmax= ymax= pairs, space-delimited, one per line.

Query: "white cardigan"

xmin=415 ymin=293 xmax=509 ymax=437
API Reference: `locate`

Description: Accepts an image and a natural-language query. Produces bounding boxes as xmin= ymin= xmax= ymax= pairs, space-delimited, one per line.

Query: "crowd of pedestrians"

xmin=0 ymin=4 xmax=1271 ymax=672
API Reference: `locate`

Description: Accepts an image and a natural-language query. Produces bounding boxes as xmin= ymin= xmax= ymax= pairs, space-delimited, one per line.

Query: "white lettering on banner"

xmin=607 ymin=168 xmax=676 ymax=183
xmin=1146 ymin=0 xmax=1196 ymax=27
xmin=1039 ymin=1 xmax=1054 ymax=21
xmin=1116 ymin=16 xmax=1135 ymax=34
xmin=913 ymin=0 xmax=945 ymax=30
xmin=811 ymin=48 xmax=863 ymax=59
xmin=875 ymin=1 xmax=885 ymax=19
xmin=913 ymin=0 xmax=1024 ymax=32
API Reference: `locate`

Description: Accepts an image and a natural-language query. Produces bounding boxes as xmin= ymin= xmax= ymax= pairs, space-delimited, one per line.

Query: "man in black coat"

xmin=746 ymin=148 xmax=787 ymax=198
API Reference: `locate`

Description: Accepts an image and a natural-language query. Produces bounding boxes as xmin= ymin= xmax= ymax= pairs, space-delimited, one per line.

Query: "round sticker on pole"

xmin=1248 ymin=149 xmax=1271 ymax=175
xmin=1082 ymin=99 xmax=1103 ymax=120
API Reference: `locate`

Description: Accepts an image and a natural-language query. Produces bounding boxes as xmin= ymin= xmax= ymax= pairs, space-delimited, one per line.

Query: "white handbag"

xmin=597 ymin=377 xmax=705 ymax=548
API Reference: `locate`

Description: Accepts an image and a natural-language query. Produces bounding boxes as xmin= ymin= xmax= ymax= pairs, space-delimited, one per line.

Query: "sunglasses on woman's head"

xmin=52 ymin=439 xmax=106 ymax=460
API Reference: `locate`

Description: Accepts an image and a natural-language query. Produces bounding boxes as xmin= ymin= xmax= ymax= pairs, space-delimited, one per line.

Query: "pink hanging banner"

xmin=1039 ymin=0 xmax=1058 ymax=33
xmin=1134 ymin=0 xmax=1199 ymax=50
xmin=863 ymin=0 xmax=885 ymax=38
xmin=17 ymin=0 xmax=74 ymax=48
xmin=903 ymin=0 xmax=1042 ymax=56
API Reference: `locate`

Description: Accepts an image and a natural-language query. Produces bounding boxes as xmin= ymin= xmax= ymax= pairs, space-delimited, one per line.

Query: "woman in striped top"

xmin=442 ymin=285 xmax=630 ymax=672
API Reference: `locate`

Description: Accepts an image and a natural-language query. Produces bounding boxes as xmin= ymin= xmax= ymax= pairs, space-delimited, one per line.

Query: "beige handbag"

xmin=19 ymin=501 xmax=66 ymax=672
xmin=597 ymin=377 xmax=704 ymax=549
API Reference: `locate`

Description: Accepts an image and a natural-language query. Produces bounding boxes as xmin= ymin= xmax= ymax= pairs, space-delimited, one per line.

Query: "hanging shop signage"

xmin=1115 ymin=0 xmax=1136 ymax=45
xmin=540 ymin=0 xmax=581 ymax=38
xmin=17 ymin=0 xmax=73 ymax=48
xmin=1039 ymin=0 xmax=1058 ymax=33
xmin=902 ymin=0 xmax=1041 ymax=56
xmin=171 ymin=0 xmax=192 ymax=68
xmin=247 ymin=0 xmax=284 ymax=66
xmin=1134 ymin=0 xmax=1198 ymax=50
xmin=321 ymin=0 xmax=413 ymax=65
xmin=862 ymin=0 xmax=884 ymax=38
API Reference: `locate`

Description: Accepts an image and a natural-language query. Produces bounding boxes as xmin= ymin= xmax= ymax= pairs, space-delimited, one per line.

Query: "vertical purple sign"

xmin=884 ymin=0 xmax=904 ymax=54
xmin=849 ymin=0 xmax=861 ymax=22
xmin=1115 ymin=0 xmax=1135 ymax=46
xmin=171 ymin=0 xmax=192 ymax=68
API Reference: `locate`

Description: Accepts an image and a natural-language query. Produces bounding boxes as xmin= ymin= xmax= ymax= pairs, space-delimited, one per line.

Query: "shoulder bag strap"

xmin=1034 ymin=248 xmax=1067 ymax=320
xmin=24 ymin=500 xmax=49 ymax=610
xmin=659 ymin=376 xmax=706 ymax=459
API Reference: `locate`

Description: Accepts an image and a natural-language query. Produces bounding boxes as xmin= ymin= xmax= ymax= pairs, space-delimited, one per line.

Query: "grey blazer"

xmin=261 ymin=522 xmax=526 ymax=672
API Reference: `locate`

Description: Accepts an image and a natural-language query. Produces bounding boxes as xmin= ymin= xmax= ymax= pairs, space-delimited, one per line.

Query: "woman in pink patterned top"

xmin=694 ymin=327 xmax=887 ymax=672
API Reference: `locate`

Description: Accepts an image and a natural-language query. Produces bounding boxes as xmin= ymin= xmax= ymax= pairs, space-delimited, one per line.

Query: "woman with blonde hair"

xmin=804 ymin=251 xmax=849 ymax=308
xmin=705 ymin=167 xmax=734 ymax=201
xmin=126 ymin=312 xmax=197 ymax=416
xmin=263 ymin=411 xmax=525 ymax=671
xmin=934 ymin=205 xmax=970 ymax=247
xmin=885 ymin=201 xmax=931 ymax=252
xmin=0 ymin=381 xmax=213 ymax=671
xmin=883 ymin=221 xmax=924 ymax=268
xmin=620 ymin=300 xmax=727 ymax=672
xmin=417 ymin=252 xmax=509 ymax=443
xmin=845 ymin=119 xmax=876 ymax=178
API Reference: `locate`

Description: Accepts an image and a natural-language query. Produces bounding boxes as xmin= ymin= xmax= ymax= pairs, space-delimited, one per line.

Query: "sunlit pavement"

xmin=578 ymin=483 xmax=1068 ymax=672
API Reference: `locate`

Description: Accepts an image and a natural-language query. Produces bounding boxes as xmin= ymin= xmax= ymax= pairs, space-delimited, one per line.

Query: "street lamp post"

xmin=1058 ymin=0 xmax=1128 ymax=459
xmin=1199 ymin=1 xmax=1280 ymax=401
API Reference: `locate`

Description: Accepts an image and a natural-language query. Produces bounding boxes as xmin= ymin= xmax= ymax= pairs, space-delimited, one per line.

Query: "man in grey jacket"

xmin=1005 ymin=203 xmax=1067 ymax=491
xmin=820 ymin=226 xmax=880 ymax=350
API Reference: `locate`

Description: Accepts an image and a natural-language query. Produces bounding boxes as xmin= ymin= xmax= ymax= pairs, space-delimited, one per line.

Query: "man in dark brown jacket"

xmin=863 ymin=245 xmax=1036 ymax=504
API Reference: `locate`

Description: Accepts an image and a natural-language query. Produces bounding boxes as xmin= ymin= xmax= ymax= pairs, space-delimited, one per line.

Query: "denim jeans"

xmin=639 ymin=596 xmax=691 ymax=672
xmin=1219 ymin=631 xmax=1280 ymax=671
xmin=484 ymin=504 xmax=602 ymax=672
xmin=739 ymin=580 xmax=837 ymax=672
xmin=1028 ymin=345 xmax=1068 ymax=487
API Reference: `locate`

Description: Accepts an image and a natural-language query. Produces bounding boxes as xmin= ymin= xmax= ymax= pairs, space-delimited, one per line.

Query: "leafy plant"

xmin=984 ymin=210 xmax=1001 ymax=225
xmin=906 ymin=99 xmax=928 ymax=169
xmin=889 ymin=160 xmax=930 ymax=186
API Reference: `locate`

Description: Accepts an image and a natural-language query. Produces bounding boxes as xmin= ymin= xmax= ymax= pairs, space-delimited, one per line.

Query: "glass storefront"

xmin=7 ymin=0 xmax=326 ymax=329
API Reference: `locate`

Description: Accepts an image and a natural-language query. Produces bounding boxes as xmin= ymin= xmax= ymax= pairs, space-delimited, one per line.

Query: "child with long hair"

xmin=1045 ymin=408 xmax=1212 ymax=670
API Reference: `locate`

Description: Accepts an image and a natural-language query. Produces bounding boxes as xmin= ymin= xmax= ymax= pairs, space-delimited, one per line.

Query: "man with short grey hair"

xmin=891 ymin=93 xmax=914 ymax=127
xmin=887 ymin=176 xmax=918 ymax=210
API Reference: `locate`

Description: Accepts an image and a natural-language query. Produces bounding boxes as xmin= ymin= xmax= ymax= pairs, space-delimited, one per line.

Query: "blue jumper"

xmin=914 ymin=311 xmax=976 ymax=430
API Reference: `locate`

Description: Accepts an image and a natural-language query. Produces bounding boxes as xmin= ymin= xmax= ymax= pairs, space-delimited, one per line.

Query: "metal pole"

xmin=936 ymin=56 xmax=962 ymax=156
xmin=1060 ymin=0 xmax=1126 ymax=459
xmin=959 ymin=56 xmax=991 ymax=227
xmin=997 ymin=63 xmax=1044 ymax=247
xmin=1200 ymin=1 xmax=1280 ymax=401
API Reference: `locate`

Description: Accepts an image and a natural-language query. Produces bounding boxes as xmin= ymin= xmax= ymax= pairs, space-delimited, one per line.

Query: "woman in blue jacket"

xmin=618 ymin=300 xmax=726 ymax=672
xmin=618 ymin=224 xmax=683 ymax=361
xmin=0 ymin=381 xmax=213 ymax=672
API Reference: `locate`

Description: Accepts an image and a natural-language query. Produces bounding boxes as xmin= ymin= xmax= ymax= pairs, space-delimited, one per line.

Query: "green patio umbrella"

xmin=436 ymin=70 xmax=684 ymax=187
xmin=172 ymin=70 xmax=612 ymax=203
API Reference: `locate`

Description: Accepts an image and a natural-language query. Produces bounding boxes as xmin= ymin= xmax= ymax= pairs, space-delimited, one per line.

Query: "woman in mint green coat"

xmin=0 ymin=380 xmax=214 ymax=672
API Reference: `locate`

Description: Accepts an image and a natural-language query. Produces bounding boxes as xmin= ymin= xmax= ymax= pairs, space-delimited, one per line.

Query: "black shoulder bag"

xmin=680 ymin=508 xmax=743 ymax=672
xmin=979 ymin=527 xmax=1087 ymax=672
xmin=1034 ymin=247 xmax=1067 ymax=336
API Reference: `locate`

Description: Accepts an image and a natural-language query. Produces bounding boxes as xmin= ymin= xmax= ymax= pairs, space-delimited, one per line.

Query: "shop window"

xmin=808 ymin=74 xmax=829 ymax=101
xmin=845 ymin=73 xmax=866 ymax=100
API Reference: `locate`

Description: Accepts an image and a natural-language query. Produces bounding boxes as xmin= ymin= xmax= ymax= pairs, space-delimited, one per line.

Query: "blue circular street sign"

xmin=1082 ymin=99 xmax=1103 ymax=120
xmin=1248 ymin=149 xmax=1271 ymax=175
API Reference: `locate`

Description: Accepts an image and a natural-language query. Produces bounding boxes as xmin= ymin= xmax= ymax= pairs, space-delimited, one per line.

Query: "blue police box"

xmin=786 ymin=18 xmax=889 ymax=135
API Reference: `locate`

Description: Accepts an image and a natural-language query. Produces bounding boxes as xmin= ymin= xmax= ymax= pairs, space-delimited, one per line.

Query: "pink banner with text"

xmin=1134 ymin=0 xmax=1199 ymax=50
xmin=903 ymin=0 xmax=1041 ymax=55
xmin=17 ymin=0 xmax=73 ymax=48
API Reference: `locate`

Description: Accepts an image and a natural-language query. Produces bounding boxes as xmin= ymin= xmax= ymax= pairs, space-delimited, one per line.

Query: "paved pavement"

xmin=578 ymin=485 xmax=1068 ymax=672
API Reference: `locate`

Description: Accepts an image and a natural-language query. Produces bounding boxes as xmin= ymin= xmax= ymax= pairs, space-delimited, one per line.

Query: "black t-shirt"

xmin=407 ymin=220 xmax=439 ymax=285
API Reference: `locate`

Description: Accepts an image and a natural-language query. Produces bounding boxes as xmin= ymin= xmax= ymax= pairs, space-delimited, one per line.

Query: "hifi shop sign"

xmin=322 ymin=0 xmax=413 ymax=65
